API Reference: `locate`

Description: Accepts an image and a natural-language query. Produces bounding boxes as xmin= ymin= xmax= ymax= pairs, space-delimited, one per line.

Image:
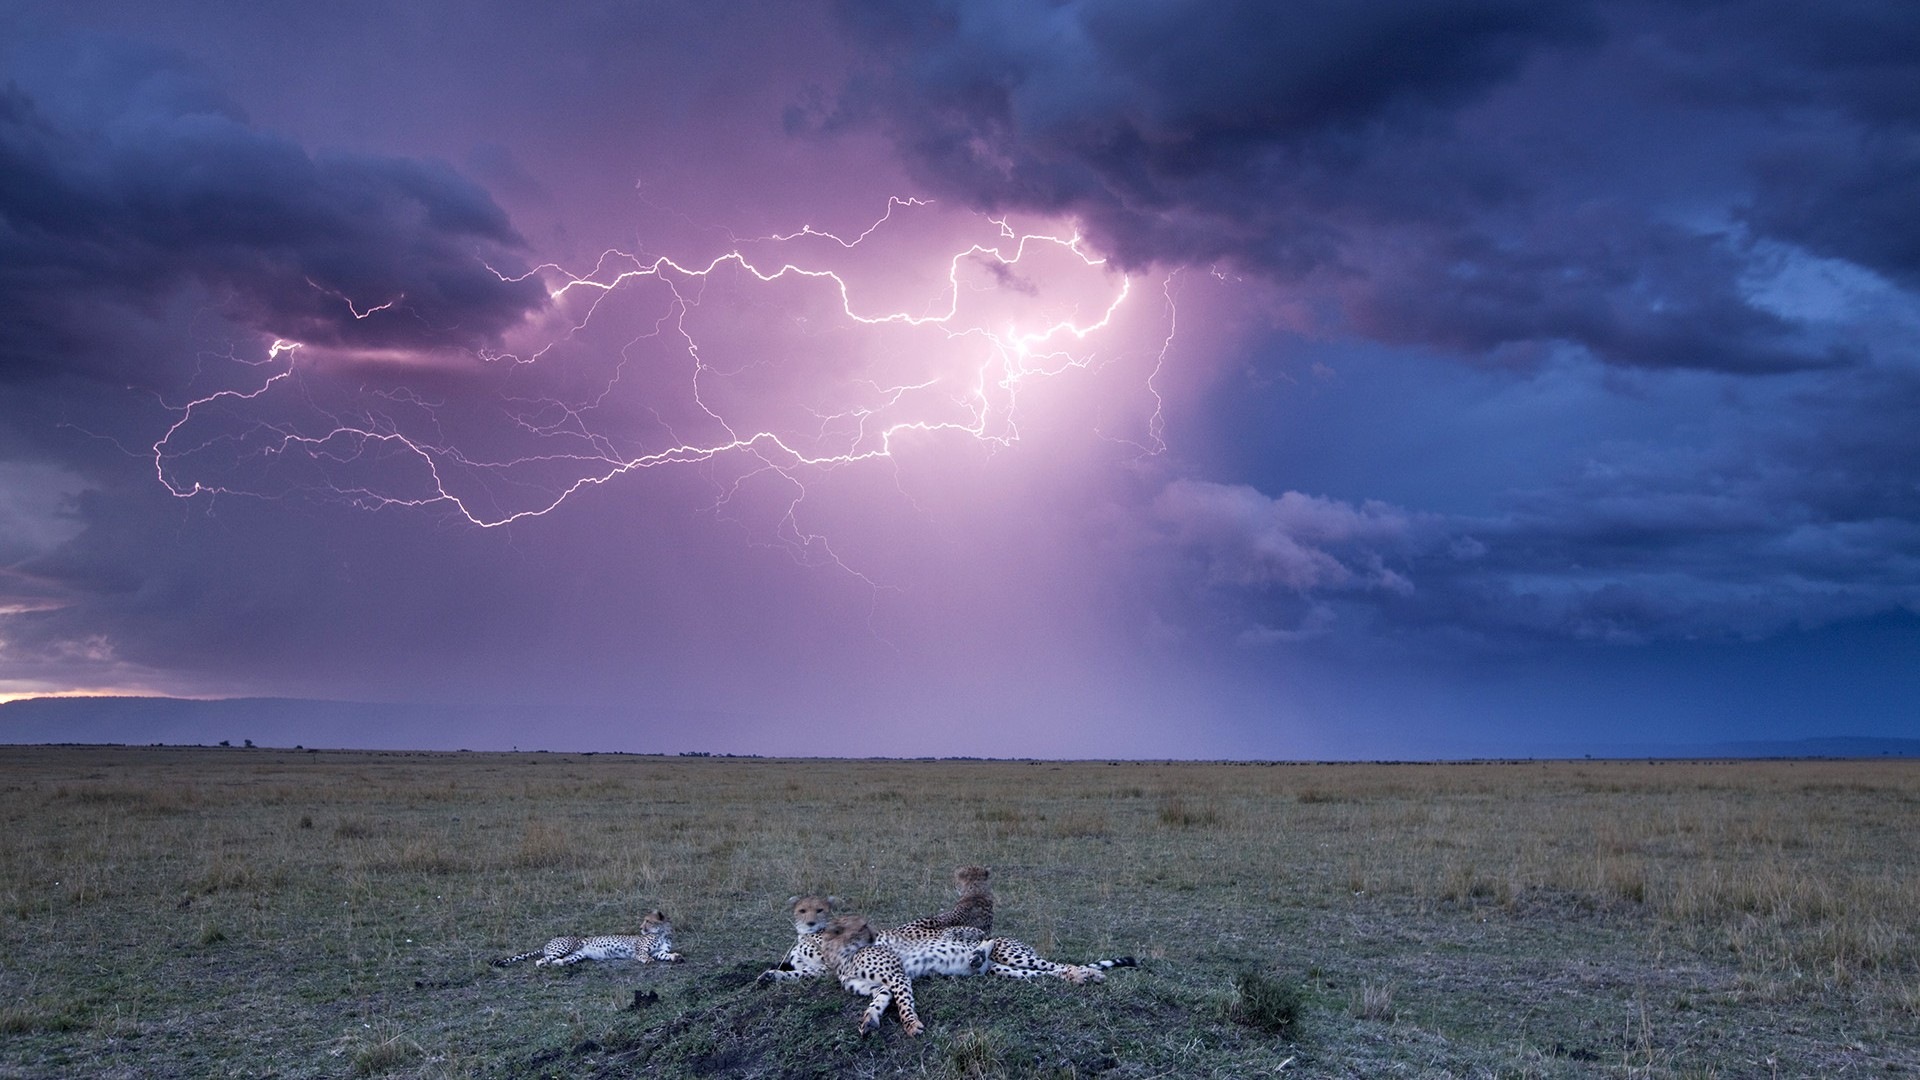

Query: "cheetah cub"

xmin=491 ymin=908 xmax=682 ymax=968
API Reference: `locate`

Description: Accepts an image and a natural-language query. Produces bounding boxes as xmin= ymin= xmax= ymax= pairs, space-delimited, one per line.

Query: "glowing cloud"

xmin=150 ymin=200 xmax=1175 ymax=572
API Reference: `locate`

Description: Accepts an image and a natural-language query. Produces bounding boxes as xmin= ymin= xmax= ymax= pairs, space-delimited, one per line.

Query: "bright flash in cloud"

xmin=149 ymin=201 xmax=1174 ymax=573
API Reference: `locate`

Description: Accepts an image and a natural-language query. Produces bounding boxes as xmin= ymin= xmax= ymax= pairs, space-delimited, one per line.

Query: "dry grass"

xmin=1349 ymin=982 xmax=1395 ymax=1022
xmin=0 ymin=747 xmax=1915 ymax=1077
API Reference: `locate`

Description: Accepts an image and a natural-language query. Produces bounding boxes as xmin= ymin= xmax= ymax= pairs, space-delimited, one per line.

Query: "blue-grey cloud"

xmin=1152 ymin=480 xmax=1419 ymax=595
xmin=823 ymin=0 xmax=1897 ymax=373
xmin=1149 ymin=362 xmax=1920 ymax=648
xmin=0 ymin=36 xmax=547 ymax=383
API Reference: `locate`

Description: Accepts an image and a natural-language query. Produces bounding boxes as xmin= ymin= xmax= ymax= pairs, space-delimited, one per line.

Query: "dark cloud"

xmin=1346 ymin=208 xmax=1852 ymax=373
xmin=823 ymin=0 xmax=1908 ymax=373
xmin=826 ymin=0 xmax=1594 ymax=261
xmin=0 ymin=37 xmax=548 ymax=383
xmin=1651 ymin=0 xmax=1920 ymax=125
xmin=1747 ymin=135 xmax=1920 ymax=289
xmin=1636 ymin=2 xmax=1920 ymax=288
xmin=1152 ymin=363 xmax=1920 ymax=649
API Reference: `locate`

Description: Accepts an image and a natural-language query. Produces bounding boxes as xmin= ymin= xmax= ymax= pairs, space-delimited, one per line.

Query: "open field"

xmin=1 ymin=745 xmax=1917 ymax=1078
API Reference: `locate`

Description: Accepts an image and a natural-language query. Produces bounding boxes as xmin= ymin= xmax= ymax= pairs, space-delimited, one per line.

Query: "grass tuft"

xmin=945 ymin=1026 xmax=1009 ymax=1079
xmin=1226 ymin=970 xmax=1301 ymax=1035
xmin=332 ymin=816 xmax=377 ymax=840
xmin=0 ymin=1001 xmax=84 ymax=1034
xmin=509 ymin=820 xmax=580 ymax=869
xmin=350 ymin=1024 xmax=423 ymax=1077
xmin=1158 ymin=794 xmax=1222 ymax=828
xmin=1350 ymin=981 xmax=1396 ymax=1022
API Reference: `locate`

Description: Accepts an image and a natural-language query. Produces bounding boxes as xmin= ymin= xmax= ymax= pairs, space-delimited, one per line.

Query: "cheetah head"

xmin=815 ymin=914 xmax=877 ymax=965
xmin=641 ymin=909 xmax=671 ymax=930
xmin=952 ymin=866 xmax=991 ymax=896
xmin=785 ymin=894 xmax=839 ymax=935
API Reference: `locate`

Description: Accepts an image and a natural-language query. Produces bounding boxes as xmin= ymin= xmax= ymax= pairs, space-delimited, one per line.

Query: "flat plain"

xmin=1 ymin=745 xmax=1916 ymax=1078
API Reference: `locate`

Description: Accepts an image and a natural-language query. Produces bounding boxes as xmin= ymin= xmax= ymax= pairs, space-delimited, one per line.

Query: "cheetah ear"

xmin=827 ymin=895 xmax=842 ymax=907
xmin=786 ymin=895 xmax=800 ymax=907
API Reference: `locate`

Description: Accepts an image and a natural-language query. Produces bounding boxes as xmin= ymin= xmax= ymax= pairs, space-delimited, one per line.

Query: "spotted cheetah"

xmin=758 ymin=884 xmax=1132 ymax=986
xmin=816 ymin=914 xmax=989 ymax=1036
xmin=883 ymin=922 xmax=998 ymax=979
xmin=758 ymin=893 xmax=994 ymax=982
xmin=491 ymin=909 xmax=682 ymax=968
xmin=889 ymin=866 xmax=1133 ymax=982
xmin=890 ymin=865 xmax=994 ymax=935
xmin=757 ymin=894 xmax=840 ymax=983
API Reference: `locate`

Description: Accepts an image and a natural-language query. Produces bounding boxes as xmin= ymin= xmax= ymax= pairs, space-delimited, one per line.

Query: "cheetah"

xmin=757 ymin=894 xmax=840 ymax=983
xmin=816 ymin=914 xmax=989 ymax=1036
xmin=758 ymin=882 xmax=1133 ymax=986
xmin=890 ymin=866 xmax=1133 ymax=982
xmin=890 ymin=865 xmax=993 ymax=935
xmin=491 ymin=908 xmax=682 ymax=968
xmin=882 ymin=922 xmax=998 ymax=979
xmin=758 ymin=893 xmax=994 ymax=983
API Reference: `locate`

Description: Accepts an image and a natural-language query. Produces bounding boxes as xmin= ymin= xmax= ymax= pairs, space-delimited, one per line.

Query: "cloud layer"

xmin=0 ymin=37 xmax=546 ymax=384
xmin=825 ymin=0 xmax=1907 ymax=372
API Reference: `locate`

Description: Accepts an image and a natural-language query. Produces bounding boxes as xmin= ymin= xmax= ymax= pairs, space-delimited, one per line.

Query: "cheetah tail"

xmin=490 ymin=951 xmax=542 ymax=967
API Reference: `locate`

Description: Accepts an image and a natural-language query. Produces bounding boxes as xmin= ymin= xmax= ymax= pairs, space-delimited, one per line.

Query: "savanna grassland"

xmin=1 ymin=746 xmax=1917 ymax=1078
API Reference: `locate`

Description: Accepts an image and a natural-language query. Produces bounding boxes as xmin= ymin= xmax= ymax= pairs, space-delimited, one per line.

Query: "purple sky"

xmin=2 ymin=0 xmax=1916 ymax=758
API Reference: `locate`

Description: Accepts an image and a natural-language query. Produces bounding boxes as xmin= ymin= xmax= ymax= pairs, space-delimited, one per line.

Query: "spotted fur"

xmin=759 ymin=875 xmax=1131 ymax=988
xmin=984 ymin=938 xmax=1137 ymax=984
xmin=890 ymin=865 xmax=1132 ymax=981
xmin=882 ymin=922 xmax=995 ymax=978
xmin=816 ymin=914 xmax=979 ymax=1036
xmin=491 ymin=909 xmax=681 ymax=968
xmin=757 ymin=894 xmax=840 ymax=983
xmin=758 ymin=892 xmax=995 ymax=983
xmin=890 ymin=865 xmax=994 ymax=935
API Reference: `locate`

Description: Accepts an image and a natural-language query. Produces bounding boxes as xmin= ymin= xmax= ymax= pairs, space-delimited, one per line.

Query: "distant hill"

xmin=3 ymin=695 xmax=1916 ymax=759
xmin=1692 ymin=736 xmax=1920 ymax=759
xmin=0 ymin=695 xmax=751 ymax=754
xmin=0 ymin=696 xmax=456 ymax=750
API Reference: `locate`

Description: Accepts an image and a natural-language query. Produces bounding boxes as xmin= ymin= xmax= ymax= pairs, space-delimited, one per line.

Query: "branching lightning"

xmin=151 ymin=200 xmax=1175 ymax=573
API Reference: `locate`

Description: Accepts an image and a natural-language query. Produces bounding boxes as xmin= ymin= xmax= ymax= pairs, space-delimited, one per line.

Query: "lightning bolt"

xmin=150 ymin=200 xmax=1178 ymax=577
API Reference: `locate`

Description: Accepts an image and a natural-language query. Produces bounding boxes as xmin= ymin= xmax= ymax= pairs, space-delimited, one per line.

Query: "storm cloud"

xmin=823 ymin=0 xmax=1896 ymax=372
xmin=0 ymin=36 xmax=547 ymax=384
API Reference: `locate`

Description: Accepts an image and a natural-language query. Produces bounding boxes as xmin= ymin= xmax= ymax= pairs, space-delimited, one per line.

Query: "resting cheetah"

xmin=757 ymin=894 xmax=840 ymax=983
xmin=891 ymin=866 xmax=1133 ymax=981
xmin=758 ymin=893 xmax=998 ymax=983
xmin=491 ymin=909 xmax=682 ymax=968
xmin=816 ymin=914 xmax=988 ymax=1036
xmin=890 ymin=865 xmax=993 ymax=935
xmin=758 ymin=885 xmax=1133 ymax=985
